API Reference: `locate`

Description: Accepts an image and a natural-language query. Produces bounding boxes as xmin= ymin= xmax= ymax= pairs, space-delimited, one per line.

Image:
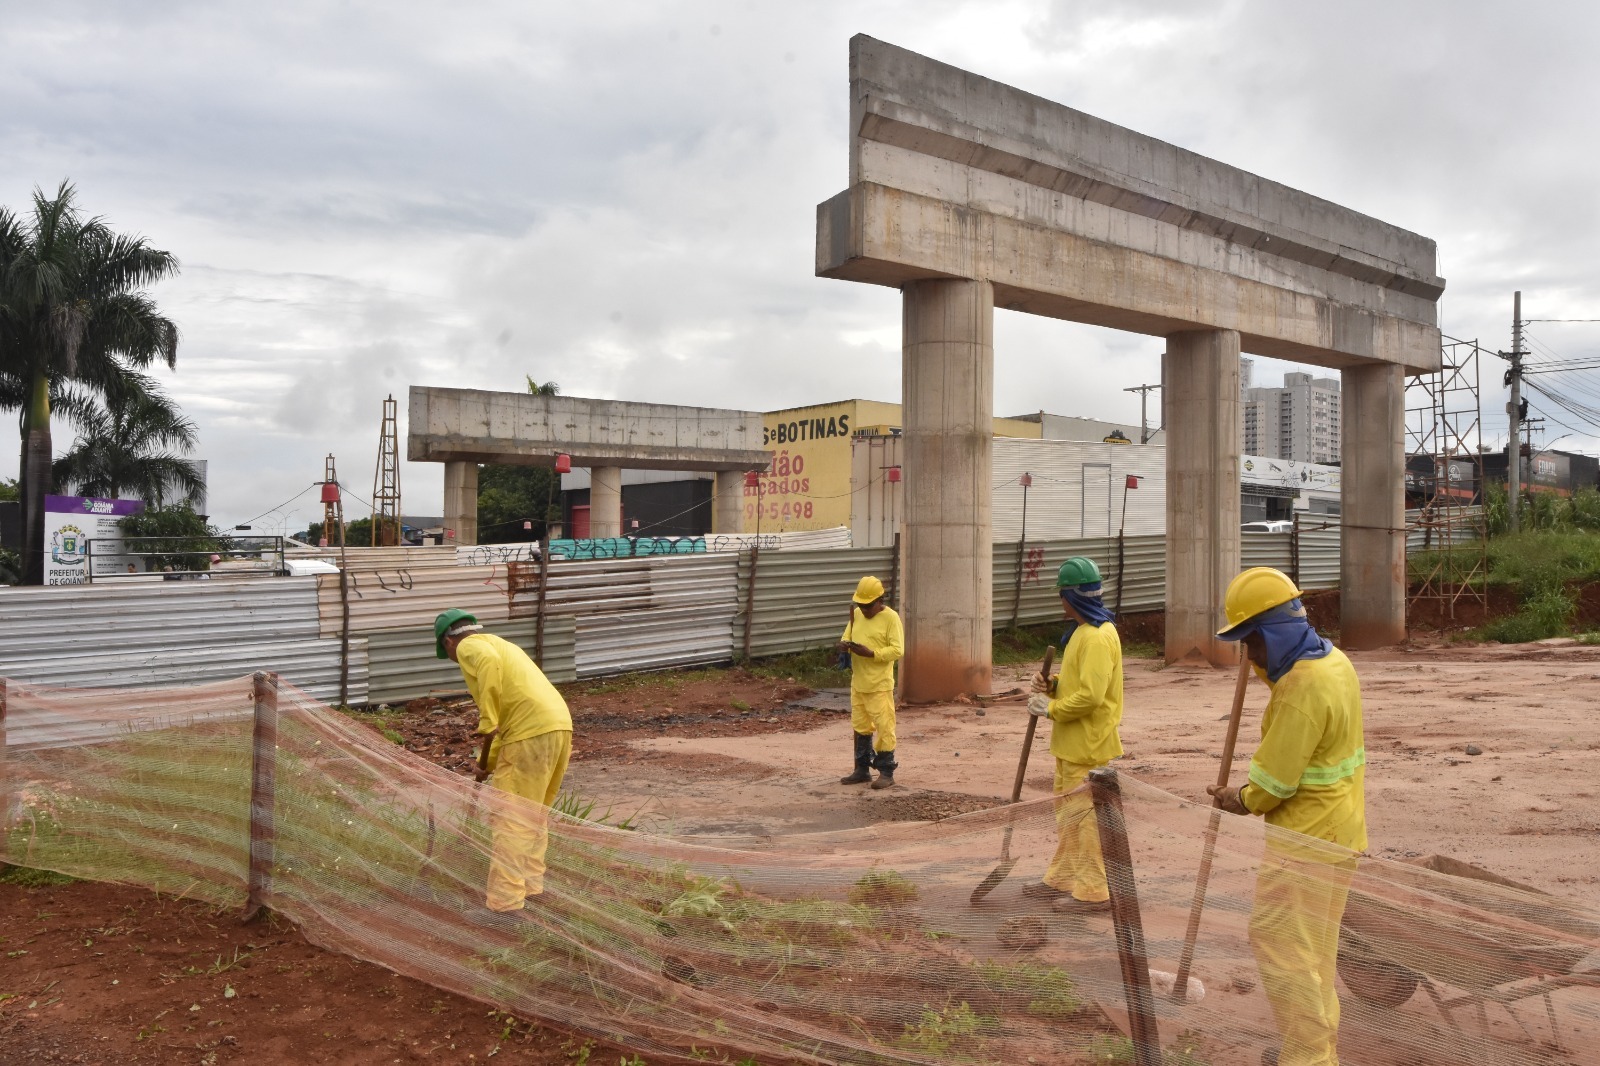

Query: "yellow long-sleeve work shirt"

xmin=841 ymin=605 xmax=904 ymax=693
xmin=455 ymin=633 xmax=573 ymax=770
xmin=1240 ymin=647 xmax=1367 ymax=852
xmin=1046 ymin=622 xmax=1124 ymax=766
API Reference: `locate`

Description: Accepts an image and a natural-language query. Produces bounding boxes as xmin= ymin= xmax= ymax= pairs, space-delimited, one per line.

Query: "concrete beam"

xmin=589 ymin=467 xmax=623 ymax=539
xmin=1163 ymin=331 xmax=1242 ymax=665
xmin=819 ymin=183 xmax=1441 ymax=373
xmin=1340 ymin=363 xmax=1407 ymax=648
xmin=443 ymin=461 xmax=478 ymax=547
xmin=408 ymin=387 xmax=770 ymax=472
xmin=901 ymin=278 xmax=994 ymax=701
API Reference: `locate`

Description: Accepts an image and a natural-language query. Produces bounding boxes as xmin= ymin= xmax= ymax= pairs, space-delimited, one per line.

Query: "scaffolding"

xmin=1405 ymin=338 xmax=1489 ymax=618
xmin=371 ymin=394 xmax=403 ymax=547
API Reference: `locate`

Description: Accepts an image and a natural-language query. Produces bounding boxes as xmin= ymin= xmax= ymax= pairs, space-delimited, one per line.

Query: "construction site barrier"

xmin=4 ymin=672 xmax=1595 ymax=1064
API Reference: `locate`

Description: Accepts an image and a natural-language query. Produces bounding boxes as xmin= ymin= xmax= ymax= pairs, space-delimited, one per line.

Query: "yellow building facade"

xmin=749 ymin=400 xmax=1041 ymax=533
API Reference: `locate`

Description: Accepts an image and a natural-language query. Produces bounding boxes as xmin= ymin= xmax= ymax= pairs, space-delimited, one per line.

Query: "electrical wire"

xmin=231 ymin=482 xmax=321 ymax=530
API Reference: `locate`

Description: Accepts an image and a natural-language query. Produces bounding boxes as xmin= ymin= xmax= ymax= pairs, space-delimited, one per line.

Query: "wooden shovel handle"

xmin=1009 ymin=645 xmax=1056 ymax=804
xmin=1213 ymin=655 xmax=1252 ymax=798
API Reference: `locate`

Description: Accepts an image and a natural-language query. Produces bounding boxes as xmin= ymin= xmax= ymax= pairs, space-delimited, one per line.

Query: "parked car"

xmin=1241 ymin=520 xmax=1295 ymax=533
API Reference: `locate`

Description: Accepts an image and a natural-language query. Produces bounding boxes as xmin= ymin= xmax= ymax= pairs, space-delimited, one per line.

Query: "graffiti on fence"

xmin=1022 ymin=546 xmax=1045 ymax=585
xmin=462 ymin=542 xmax=543 ymax=567
xmin=546 ymin=537 xmax=708 ymax=561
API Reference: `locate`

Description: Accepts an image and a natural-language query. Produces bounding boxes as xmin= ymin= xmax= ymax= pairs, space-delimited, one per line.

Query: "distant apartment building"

xmin=1243 ymin=371 xmax=1341 ymax=464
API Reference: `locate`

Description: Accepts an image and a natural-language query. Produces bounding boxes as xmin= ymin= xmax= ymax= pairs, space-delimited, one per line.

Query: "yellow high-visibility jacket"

xmin=456 ymin=633 xmax=573 ymax=770
xmin=1240 ymin=647 xmax=1367 ymax=851
xmin=1047 ymin=622 xmax=1124 ymax=766
xmin=841 ymin=605 xmax=904 ymax=693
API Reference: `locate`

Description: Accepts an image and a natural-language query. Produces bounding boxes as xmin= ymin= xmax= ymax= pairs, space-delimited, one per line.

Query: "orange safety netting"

xmin=4 ymin=673 xmax=1599 ymax=1065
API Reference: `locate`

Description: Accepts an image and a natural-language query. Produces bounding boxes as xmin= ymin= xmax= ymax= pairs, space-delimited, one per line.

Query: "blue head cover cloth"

xmin=1059 ymin=581 xmax=1115 ymax=646
xmin=1233 ymin=598 xmax=1331 ymax=683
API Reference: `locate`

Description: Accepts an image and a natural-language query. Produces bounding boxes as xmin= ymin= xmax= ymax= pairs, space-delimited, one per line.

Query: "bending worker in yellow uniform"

xmin=435 ymin=609 xmax=574 ymax=916
xmin=1022 ymin=557 xmax=1123 ymax=914
xmin=837 ymin=576 xmax=904 ymax=790
xmin=1207 ymin=568 xmax=1366 ymax=1066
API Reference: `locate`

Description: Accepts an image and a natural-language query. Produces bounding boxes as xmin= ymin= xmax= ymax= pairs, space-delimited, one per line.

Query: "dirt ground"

xmin=6 ymin=641 xmax=1600 ymax=1062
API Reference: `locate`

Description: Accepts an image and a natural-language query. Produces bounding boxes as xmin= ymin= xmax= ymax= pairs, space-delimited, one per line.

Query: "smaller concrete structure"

xmin=408 ymin=387 xmax=769 ymax=545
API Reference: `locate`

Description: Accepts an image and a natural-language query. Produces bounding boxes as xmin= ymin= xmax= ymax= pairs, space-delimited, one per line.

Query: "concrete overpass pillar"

xmin=1341 ymin=363 xmax=1406 ymax=648
xmin=713 ymin=470 xmax=744 ymax=535
xmin=590 ymin=466 xmax=623 ymax=539
xmin=1163 ymin=330 xmax=1242 ymax=665
xmin=901 ymin=278 xmax=994 ymax=700
xmin=443 ymin=461 xmax=478 ymax=546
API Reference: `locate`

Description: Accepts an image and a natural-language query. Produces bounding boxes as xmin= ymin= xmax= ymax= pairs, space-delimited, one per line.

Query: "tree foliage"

xmin=118 ymin=503 xmax=219 ymax=571
xmin=477 ymin=464 xmax=558 ymax=544
xmin=0 ymin=182 xmax=181 ymax=583
xmin=51 ymin=373 xmax=203 ymax=506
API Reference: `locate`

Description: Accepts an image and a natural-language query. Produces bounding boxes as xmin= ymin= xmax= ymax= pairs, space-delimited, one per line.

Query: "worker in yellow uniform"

xmin=435 ymin=608 xmax=574 ymax=917
xmin=836 ymin=576 xmax=904 ymax=790
xmin=1022 ymin=557 xmax=1123 ymax=914
xmin=1207 ymin=568 xmax=1366 ymax=1066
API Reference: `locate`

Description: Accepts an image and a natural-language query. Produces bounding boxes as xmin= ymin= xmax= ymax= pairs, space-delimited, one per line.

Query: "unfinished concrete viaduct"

xmin=407 ymin=387 xmax=769 ymax=543
xmin=818 ymin=36 xmax=1443 ymax=700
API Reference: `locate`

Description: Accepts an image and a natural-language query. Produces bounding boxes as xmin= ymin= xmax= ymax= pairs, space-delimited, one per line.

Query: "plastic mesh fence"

xmin=5 ymin=673 xmax=1599 ymax=1065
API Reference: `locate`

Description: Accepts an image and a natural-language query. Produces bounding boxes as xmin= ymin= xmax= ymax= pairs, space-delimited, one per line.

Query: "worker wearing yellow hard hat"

xmin=435 ymin=609 xmax=574 ymax=923
xmin=1021 ymin=556 xmax=1124 ymax=914
xmin=837 ymin=575 xmax=904 ymax=789
xmin=1207 ymin=568 xmax=1367 ymax=1066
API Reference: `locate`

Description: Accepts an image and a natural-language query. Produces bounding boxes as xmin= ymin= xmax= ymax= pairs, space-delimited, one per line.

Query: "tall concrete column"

xmin=713 ymin=470 xmax=745 ymax=534
xmin=589 ymin=466 xmax=623 ymax=539
xmin=1341 ymin=363 xmax=1406 ymax=648
xmin=1163 ymin=330 xmax=1242 ymax=665
xmin=901 ymin=278 xmax=994 ymax=700
xmin=443 ymin=461 xmax=478 ymax=546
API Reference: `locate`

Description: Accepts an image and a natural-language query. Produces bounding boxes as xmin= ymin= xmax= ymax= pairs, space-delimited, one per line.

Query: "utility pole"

xmin=371 ymin=394 xmax=402 ymax=547
xmin=1124 ymin=383 xmax=1162 ymax=444
xmin=1506 ymin=291 xmax=1524 ymax=532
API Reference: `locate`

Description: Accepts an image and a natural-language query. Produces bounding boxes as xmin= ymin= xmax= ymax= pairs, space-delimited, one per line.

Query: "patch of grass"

xmin=0 ymin=864 xmax=77 ymax=888
xmin=899 ymin=1001 xmax=988 ymax=1056
xmin=973 ymin=960 xmax=1081 ymax=1019
xmin=743 ymin=646 xmax=850 ymax=689
xmin=848 ymin=869 xmax=919 ymax=906
xmin=552 ymin=788 xmax=640 ymax=830
xmin=1086 ymin=1031 xmax=1208 ymax=1065
xmin=992 ymin=624 xmax=1062 ymax=666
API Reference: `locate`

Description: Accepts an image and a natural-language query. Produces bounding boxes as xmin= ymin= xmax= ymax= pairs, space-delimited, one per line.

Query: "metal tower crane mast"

xmin=372 ymin=395 xmax=403 ymax=547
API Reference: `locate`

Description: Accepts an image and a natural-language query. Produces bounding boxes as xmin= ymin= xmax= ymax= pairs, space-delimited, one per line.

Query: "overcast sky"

xmin=4 ymin=1 xmax=1599 ymax=528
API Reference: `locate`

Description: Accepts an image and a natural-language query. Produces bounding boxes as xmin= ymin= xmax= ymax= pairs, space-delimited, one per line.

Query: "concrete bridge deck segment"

xmin=408 ymin=387 xmax=769 ymax=543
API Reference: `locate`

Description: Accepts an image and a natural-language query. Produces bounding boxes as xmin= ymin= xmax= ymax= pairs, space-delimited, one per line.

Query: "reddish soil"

xmin=0 ymin=879 xmax=637 ymax=1065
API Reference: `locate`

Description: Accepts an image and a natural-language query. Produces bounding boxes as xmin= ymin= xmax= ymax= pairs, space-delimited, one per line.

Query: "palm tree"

xmin=0 ymin=182 xmax=180 ymax=584
xmin=52 ymin=374 xmax=204 ymax=506
xmin=525 ymin=375 xmax=560 ymax=396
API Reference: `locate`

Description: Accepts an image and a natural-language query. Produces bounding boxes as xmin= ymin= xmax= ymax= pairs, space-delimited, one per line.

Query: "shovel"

xmin=969 ymin=644 xmax=1056 ymax=904
xmin=1170 ymin=654 xmax=1251 ymax=1001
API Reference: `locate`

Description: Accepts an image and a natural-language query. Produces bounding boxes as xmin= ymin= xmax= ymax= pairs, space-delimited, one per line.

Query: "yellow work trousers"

xmin=849 ymin=689 xmax=896 ymax=752
xmin=1249 ymin=855 xmax=1357 ymax=1066
xmin=1043 ymin=760 xmax=1107 ymax=903
xmin=485 ymin=730 xmax=572 ymax=912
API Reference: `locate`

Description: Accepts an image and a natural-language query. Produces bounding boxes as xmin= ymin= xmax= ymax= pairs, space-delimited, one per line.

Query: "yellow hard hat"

xmin=1217 ymin=567 xmax=1302 ymax=639
xmin=852 ymin=575 xmax=886 ymax=604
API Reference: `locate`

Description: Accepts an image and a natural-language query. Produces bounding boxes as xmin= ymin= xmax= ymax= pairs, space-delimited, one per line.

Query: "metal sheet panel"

xmin=992 ymin=535 xmax=1165 ymax=627
xmin=317 ymin=565 xmax=515 ymax=636
xmin=1296 ymin=528 xmax=1342 ymax=590
xmin=0 ymin=578 xmax=321 ymax=659
xmin=1241 ymin=532 xmax=1293 ymax=573
xmin=741 ymin=547 xmax=896 ymax=657
xmin=364 ymin=616 xmax=578 ymax=705
xmin=0 ymin=638 xmax=365 ymax=706
xmin=572 ymin=555 xmax=741 ymax=677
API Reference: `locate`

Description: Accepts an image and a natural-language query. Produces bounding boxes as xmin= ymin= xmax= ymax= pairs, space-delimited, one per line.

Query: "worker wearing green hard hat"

xmin=837 ymin=575 xmax=904 ymax=789
xmin=1207 ymin=568 xmax=1366 ymax=1066
xmin=435 ymin=609 xmax=575 ymax=922
xmin=1020 ymin=556 xmax=1124 ymax=915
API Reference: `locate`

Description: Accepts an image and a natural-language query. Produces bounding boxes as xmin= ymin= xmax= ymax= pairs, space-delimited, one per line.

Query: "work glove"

xmin=1027 ymin=693 xmax=1052 ymax=718
xmin=1207 ymin=784 xmax=1249 ymax=816
xmin=1029 ymin=673 xmax=1057 ymax=696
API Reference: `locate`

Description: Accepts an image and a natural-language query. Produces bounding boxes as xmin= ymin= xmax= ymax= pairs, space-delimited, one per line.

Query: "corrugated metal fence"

xmin=2 ymin=520 xmax=1450 ymax=699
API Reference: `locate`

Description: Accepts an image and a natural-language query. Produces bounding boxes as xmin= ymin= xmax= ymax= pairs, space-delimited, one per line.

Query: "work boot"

xmin=1051 ymin=896 xmax=1111 ymax=915
xmin=841 ymin=732 xmax=874 ymax=784
xmin=870 ymin=747 xmax=898 ymax=789
xmin=1021 ymin=882 xmax=1071 ymax=901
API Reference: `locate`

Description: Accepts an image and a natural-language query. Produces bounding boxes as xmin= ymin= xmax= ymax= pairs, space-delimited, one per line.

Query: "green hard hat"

xmin=1056 ymin=557 xmax=1102 ymax=589
xmin=434 ymin=608 xmax=478 ymax=659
